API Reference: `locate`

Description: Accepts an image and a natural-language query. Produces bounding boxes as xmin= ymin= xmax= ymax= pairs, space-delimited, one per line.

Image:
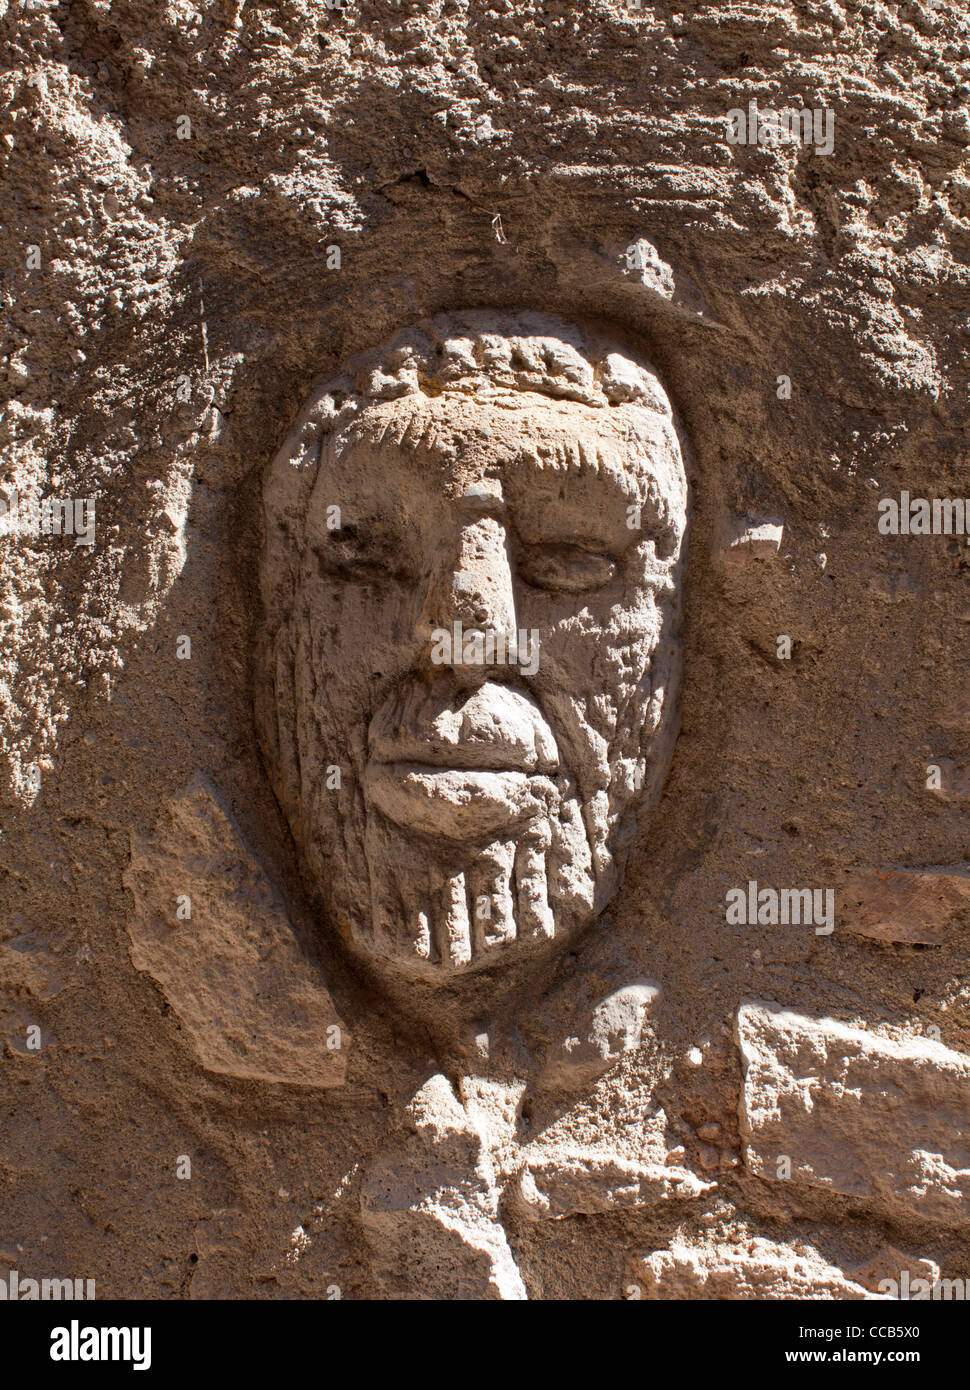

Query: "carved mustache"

xmin=367 ymin=679 xmax=560 ymax=774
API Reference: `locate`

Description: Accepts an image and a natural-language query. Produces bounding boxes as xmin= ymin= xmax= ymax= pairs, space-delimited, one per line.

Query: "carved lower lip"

xmin=362 ymin=762 xmax=553 ymax=840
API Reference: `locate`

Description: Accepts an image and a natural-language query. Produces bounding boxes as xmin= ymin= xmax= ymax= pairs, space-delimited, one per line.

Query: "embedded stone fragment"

xmin=188 ymin=1209 xmax=252 ymax=1300
xmin=840 ymin=865 xmax=970 ymax=944
xmin=0 ymin=926 xmax=68 ymax=1001
xmin=850 ymin=1245 xmax=941 ymax=1298
xmin=718 ymin=517 xmax=784 ymax=568
xmin=1 ymin=997 xmax=55 ymax=1055
xmin=511 ymin=1146 xmax=713 ymax=1220
xmin=588 ymin=235 xmax=710 ymax=323
xmin=936 ymin=698 xmax=970 ymax=730
xmin=360 ymin=1074 xmax=526 ymax=1300
xmin=539 ymin=979 xmax=661 ymax=1088
xmin=630 ymin=1238 xmax=875 ymax=1300
xmin=868 ymin=571 xmax=920 ymax=603
xmin=124 ymin=777 xmax=348 ymax=1086
xmin=616 ymin=238 xmax=676 ymax=298
xmin=736 ymin=999 xmax=970 ymax=1225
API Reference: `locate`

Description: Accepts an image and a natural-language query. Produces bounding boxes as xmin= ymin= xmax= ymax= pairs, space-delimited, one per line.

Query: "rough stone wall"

xmin=2 ymin=0 xmax=969 ymax=1299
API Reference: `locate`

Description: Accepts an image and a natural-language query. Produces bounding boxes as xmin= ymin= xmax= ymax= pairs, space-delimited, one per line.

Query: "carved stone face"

xmin=258 ymin=313 xmax=688 ymax=988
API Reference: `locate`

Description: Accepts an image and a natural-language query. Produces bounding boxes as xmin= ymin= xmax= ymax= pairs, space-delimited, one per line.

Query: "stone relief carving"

xmin=257 ymin=311 xmax=689 ymax=987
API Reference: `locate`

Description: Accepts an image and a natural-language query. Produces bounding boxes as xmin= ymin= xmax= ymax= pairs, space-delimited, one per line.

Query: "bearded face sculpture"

xmin=257 ymin=312 xmax=688 ymax=988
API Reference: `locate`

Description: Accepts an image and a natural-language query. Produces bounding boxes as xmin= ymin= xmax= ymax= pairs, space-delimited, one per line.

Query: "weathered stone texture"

xmin=737 ymin=1000 xmax=970 ymax=1226
xmin=3 ymin=0 xmax=970 ymax=1301
xmin=124 ymin=777 xmax=349 ymax=1086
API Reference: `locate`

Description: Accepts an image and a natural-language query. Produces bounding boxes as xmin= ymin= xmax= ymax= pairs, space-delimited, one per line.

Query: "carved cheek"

xmin=541 ymin=585 xmax=650 ymax=670
xmin=297 ymin=573 xmax=423 ymax=724
xmin=534 ymin=588 xmax=660 ymax=753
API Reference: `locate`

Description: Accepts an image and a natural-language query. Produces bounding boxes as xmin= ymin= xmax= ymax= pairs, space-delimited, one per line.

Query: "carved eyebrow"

xmin=350 ymin=408 xmax=457 ymax=459
xmin=511 ymin=434 xmax=662 ymax=494
xmin=509 ymin=452 xmax=646 ymax=522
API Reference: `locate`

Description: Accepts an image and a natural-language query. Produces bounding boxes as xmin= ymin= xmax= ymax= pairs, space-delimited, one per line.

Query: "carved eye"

xmin=316 ymin=525 xmax=416 ymax=583
xmin=516 ymin=541 xmax=617 ymax=593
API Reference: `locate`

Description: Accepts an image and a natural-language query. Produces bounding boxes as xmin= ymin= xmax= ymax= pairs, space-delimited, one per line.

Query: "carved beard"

xmin=360 ymin=799 xmax=595 ymax=975
xmin=277 ymin=573 xmax=683 ymax=984
xmin=358 ymin=686 xmax=592 ymax=973
xmin=303 ymin=675 xmax=603 ymax=980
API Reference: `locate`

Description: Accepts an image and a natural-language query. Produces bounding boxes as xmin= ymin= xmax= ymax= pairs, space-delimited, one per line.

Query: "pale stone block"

xmin=737 ymin=999 xmax=970 ymax=1225
xmin=511 ymin=1146 xmax=712 ymax=1219
xmin=630 ymin=1237 xmax=875 ymax=1300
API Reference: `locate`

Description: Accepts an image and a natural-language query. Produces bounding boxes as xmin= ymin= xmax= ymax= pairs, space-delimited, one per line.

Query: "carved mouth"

xmin=362 ymin=762 xmax=556 ymax=841
xmin=367 ymin=679 xmax=561 ymax=777
xmin=371 ymin=748 xmax=553 ymax=774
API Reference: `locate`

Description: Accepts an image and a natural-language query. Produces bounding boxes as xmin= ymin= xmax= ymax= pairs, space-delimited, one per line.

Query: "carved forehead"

xmin=264 ymin=312 xmax=685 ymax=501
xmin=261 ymin=313 xmax=689 ymax=622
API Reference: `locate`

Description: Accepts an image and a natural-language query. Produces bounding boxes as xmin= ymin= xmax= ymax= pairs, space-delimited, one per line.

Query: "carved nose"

xmin=418 ymin=516 xmax=518 ymax=656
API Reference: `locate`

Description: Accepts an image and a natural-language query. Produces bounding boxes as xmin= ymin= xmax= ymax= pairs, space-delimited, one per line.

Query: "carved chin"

xmin=331 ymin=768 xmax=599 ymax=979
